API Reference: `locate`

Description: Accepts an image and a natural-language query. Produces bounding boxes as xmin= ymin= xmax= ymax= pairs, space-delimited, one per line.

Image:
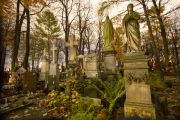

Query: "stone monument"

xmin=124 ymin=82 xmax=156 ymax=119
xmin=84 ymin=53 xmax=98 ymax=78
xmin=49 ymin=40 xmax=58 ymax=76
xmin=123 ymin=3 xmax=156 ymax=119
xmin=122 ymin=3 xmax=141 ymax=52
xmin=66 ymin=35 xmax=78 ymax=64
xmin=49 ymin=40 xmax=59 ymax=90
xmin=39 ymin=48 xmax=49 ymax=81
xmin=102 ymin=16 xmax=116 ymax=74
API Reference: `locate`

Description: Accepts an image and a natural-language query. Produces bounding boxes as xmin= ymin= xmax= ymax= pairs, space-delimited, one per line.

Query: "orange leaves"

xmin=0 ymin=0 xmax=14 ymax=18
xmin=113 ymin=27 xmax=124 ymax=60
xmin=22 ymin=0 xmax=47 ymax=8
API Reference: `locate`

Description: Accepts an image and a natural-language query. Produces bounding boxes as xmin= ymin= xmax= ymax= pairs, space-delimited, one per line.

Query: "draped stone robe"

xmin=123 ymin=11 xmax=141 ymax=52
xmin=103 ymin=16 xmax=114 ymax=51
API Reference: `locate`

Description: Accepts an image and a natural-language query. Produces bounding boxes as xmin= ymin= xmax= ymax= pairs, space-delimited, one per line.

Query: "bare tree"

xmin=11 ymin=0 xmax=26 ymax=71
xmin=58 ymin=0 xmax=76 ymax=65
xmin=151 ymin=0 xmax=169 ymax=66
xmin=75 ymin=0 xmax=91 ymax=55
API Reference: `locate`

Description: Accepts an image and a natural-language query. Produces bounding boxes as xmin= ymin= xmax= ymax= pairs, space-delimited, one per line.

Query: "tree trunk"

xmin=11 ymin=0 xmax=20 ymax=71
xmin=152 ymin=0 xmax=169 ymax=66
xmin=11 ymin=5 xmax=25 ymax=71
xmin=64 ymin=25 xmax=69 ymax=66
xmin=1 ymin=44 xmax=6 ymax=74
xmin=22 ymin=8 xmax=30 ymax=70
xmin=0 ymin=17 xmax=4 ymax=89
xmin=87 ymin=37 xmax=91 ymax=53
xmin=173 ymin=29 xmax=180 ymax=66
xmin=141 ymin=0 xmax=164 ymax=80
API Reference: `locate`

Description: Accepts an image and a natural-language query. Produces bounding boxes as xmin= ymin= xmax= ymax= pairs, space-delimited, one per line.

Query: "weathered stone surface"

xmin=124 ymin=52 xmax=156 ymax=119
xmin=103 ymin=51 xmax=116 ymax=74
xmin=49 ymin=63 xmax=58 ymax=76
xmin=85 ymin=71 xmax=98 ymax=78
xmin=84 ymin=53 xmax=98 ymax=78
xmin=126 ymin=82 xmax=152 ymax=104
xmin=124 ymin=51 xmax=149 ymax=81
xmin=124 ymin=102 xmax=156 ymax=119
xmin=124 ymin=83 xmax=156 ymax=119
xmin=66 ymin=35 xmax=78 ymax=63
xmin=82 ymin=97 xmax=101 ymax=106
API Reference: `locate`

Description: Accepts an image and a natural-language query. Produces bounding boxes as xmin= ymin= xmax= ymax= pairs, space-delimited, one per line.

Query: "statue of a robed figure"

xmin=122 ymin=3 xmax=141 ymax=52
xmin=103 ymin=16 xmax=114 ymax=51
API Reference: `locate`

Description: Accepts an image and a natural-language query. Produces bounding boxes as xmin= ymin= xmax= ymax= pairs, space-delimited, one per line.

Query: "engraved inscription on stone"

xmin=126 ymin=82 xmax=152 ymax=104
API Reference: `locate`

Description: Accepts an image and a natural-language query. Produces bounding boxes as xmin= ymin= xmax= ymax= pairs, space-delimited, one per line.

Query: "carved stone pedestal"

xmin=124 ymin=82 xmax=156 ymax=119
xmin=124 ymin=51 xmax=149 ymax=80
xmin=124 ymin=52 xmax=156 ymax=120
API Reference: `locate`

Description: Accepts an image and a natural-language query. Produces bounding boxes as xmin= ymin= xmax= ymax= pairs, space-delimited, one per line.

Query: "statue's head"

xmin=106 ymin=15 xmax=109 ymax=20
xmin=127 ymin=3 xmax=133 ymax=13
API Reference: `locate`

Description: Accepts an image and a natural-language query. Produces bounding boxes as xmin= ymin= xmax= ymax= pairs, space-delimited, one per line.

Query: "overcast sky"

xmin=89 ymin=0 xmax=180 ymax=18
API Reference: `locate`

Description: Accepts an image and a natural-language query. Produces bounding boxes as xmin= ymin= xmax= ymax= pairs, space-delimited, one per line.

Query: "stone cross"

xmin=66 ymin=35 xmax=78 ymax=62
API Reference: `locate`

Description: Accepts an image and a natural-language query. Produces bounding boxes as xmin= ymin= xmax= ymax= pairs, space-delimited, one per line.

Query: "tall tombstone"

xmin=123 ymin=3 xmax=156 ymax=119
xmin=39 ymin=48 xmax=49 ymax=81
xmin=84 ymin=53 xmax=98 ymax=78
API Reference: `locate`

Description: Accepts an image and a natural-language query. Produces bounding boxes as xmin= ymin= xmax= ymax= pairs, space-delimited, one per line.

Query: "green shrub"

xmin=147 ymin=73 xmax=167 ymax=91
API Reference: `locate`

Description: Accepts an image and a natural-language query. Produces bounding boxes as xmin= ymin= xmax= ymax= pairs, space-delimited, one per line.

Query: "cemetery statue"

xmin=103 ymin=15 xmax=114 ymax=51
xmin=122 ymin=3 xmax=141 ymax=52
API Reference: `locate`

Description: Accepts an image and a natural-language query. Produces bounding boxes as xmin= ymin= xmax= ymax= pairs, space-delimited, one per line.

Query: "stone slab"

xmin=82 ymin=97 xmax=101 ymax=106
xmin=103 ymin=52 xmax=116 ymax=74
xmin=84 ymin=53 xmax=98 ymax=78
xmin=124 ymin=82 xmax=156 ymax=119
xmin=126 ymin=83 xmax=152 ymax=104
xmin=85 ymin=71 xmax=98 ymax=78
